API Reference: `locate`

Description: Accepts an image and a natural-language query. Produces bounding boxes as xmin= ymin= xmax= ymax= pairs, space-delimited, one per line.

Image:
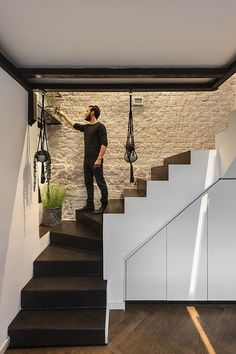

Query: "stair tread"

xmin=48 ymin=221 xmax=101 ymax=240
xmin=23 ymin=277 xmax=106 ymax=292
xmin=35 ymin=246 xmax=102 ymax=262
xmin=136 ymin=177 xmax=148 ymax=182
xmin=151 ymin=165 xmax=168 ymax=170
xmin=104 ymin=199 xmax=124 ymax=214
xmin=9 ymin=308 xmax=106 ymax=330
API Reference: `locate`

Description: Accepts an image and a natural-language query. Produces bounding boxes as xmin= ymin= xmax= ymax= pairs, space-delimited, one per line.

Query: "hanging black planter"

xmin=33 ymin=94 xmax=52 ymax=191
xmin=35 ymin=149 xmax=50 ymax=163
xmin=124 ymin=92 xmax=138 ymax=183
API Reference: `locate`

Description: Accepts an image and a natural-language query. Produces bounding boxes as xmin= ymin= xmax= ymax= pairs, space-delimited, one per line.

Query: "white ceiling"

xmin=0 ymin=0 xmax=235 ymax=68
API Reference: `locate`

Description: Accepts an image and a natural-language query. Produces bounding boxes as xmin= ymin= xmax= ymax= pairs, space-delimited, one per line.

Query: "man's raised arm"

xmin=57 ymin=110 xmax=75 ymax=127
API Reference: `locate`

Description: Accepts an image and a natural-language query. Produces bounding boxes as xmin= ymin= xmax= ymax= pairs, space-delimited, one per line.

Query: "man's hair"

xmin=89 ymin=105 xmax=100 ymax=119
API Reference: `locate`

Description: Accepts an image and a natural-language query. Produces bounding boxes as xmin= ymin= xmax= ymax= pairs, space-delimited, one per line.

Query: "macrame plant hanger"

xmin=124 ymin=91 xmax=138 ymax=183
xmin=33 ymin=93 xmax=51 ymax=193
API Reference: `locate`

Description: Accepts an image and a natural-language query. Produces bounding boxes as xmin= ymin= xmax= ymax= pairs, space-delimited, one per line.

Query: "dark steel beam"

xmin=31 ymin=82 xmax=216 ymax=92
xmin=0 ymin=52 xmax=31 ymax=91
xmin=211 ymin=59 xmax=236 ymax=90
xmin=19 ymin=67 xmax=226 ymax=79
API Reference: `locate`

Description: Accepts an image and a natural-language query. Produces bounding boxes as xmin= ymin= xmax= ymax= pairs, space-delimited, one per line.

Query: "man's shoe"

xmin=77 ymin=205 xmax=95 ymax=212
xmin=93 ymin=204 xmax=108 ymax=214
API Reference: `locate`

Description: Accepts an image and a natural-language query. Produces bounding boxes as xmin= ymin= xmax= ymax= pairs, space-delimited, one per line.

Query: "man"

xmin=58 ymin=105 xmax=108 ymax=214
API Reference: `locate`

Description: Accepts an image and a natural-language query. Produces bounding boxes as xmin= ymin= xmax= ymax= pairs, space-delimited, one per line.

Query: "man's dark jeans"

xmin=84 ymin=158 xmax=108 ymax=206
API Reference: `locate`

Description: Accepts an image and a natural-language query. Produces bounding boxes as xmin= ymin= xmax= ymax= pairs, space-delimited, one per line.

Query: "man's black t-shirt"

xmin=73 ymin=122 xmax=108 ymax=160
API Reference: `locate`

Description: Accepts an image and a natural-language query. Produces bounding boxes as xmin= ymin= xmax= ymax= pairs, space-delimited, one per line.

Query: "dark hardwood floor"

xmin=6 ymin=304 xmax=236 ymax=354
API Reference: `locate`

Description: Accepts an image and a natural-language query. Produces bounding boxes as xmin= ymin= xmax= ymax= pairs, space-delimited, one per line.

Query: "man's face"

xmin=84 ymin=108 xmax=92 ymax=121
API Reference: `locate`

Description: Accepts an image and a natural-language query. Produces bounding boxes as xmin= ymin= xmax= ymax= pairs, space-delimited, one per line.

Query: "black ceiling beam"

xmin=0 ymin=52 xmax=31 ymax=91
xmin=31 ymin=82 xmax=215 ymax=92
xmin=210 ymin=59 xmax=236 ymax=90
xmin=19 ymin=67 xmax=226 ymax=79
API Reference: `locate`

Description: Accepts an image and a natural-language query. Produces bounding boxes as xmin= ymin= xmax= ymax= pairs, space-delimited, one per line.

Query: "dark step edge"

xmin=163 ymin=150 xmax=191 ymax=166
xmin=22 ymin=287 xmax=107 ymax=293
xmin=123 ymin=189 xmax=146 ymax=198
xmin=75 ymin=212 xmax=103 ymax=235
xmin=104 ymin=199 xmax=124 ymax=214
xmin=21 ymin=305 xmax=107 ymax=311
xmin=33 ymin=262 xmax=103 ymax=277
xmin=50 ymin=234 xmax=102 ymax=253
xmin=50 ymin=230 xmax=102 ymax=241
xmin=8 ymin=329 xmax=106 ymax=348
xmin=136 ymin=178 xmax=147 ymax=192
xmin=151 ymin=165 xmax=169 ymax=181
xmin=21 ymin=290 xmax=107 ymax=309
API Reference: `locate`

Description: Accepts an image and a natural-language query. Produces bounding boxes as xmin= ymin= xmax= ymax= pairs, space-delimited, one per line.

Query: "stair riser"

xmin=9 ymin=329 xmax=105 ymax=347
xmin=34 ymin=261 xmax=103 ymax=277
xmin=151 ymin=166 xmax=169 ymax=181
xmin=76 ymin=212 xmax=103 ymax=235
xmin=21 ymin=290 xmax=106 ymax=309
xmin=136 ymin=179 xmax=147 ymax=193
xmin=50 ymin=233 xmax=102 ymax=253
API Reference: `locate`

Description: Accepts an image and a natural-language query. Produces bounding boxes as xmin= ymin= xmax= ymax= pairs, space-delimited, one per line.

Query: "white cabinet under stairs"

xmin=104 ymin=149 xmax=220 ymax=308
xmin=126 ymin=178 xmax=236 ymax=301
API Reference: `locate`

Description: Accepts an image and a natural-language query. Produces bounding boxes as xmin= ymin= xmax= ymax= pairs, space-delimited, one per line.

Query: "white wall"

xmin=216 ymin=110 xmax=236 ymax=177
xmin=0 ymin=68 xmax=49 ymax=352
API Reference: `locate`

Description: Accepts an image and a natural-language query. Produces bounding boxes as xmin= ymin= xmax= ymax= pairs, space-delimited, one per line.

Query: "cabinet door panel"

xmin=126 ymin=228 xmax=166 ymax=300
xmin=167 ymin=199 xmax=207 ymax=300
xmin=208 ymin=180 xmax=236 ymax=300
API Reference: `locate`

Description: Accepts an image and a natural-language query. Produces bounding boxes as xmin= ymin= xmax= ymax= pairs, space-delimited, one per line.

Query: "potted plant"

xmin=40 ymin=183 xmax=65 ymax=227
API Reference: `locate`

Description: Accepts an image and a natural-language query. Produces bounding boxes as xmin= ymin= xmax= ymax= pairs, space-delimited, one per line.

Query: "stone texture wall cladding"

xmin=46 ymin=75 xmax=236 ymax=219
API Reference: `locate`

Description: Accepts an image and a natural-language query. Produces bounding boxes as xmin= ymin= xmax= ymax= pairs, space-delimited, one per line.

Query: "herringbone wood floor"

xmin=7 ymin=304 xmax=236 ymax=354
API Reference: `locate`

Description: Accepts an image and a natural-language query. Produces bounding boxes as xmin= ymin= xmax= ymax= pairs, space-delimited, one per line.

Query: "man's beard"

xmin=85 ymin=113 xmax=92 ymax=121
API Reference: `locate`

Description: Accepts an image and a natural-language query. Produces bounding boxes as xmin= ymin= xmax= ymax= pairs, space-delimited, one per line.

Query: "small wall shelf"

xmin=37 ymin=104 xmax=62 ymax=125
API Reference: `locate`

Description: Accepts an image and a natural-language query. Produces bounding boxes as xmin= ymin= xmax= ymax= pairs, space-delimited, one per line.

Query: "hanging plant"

xmin=33 ymin=93 xmax=52 ymax=192
xmin=33 ymin=150 xmax=51 ymax=190
xmin=124 ymin=92 xmax=138 ymax=183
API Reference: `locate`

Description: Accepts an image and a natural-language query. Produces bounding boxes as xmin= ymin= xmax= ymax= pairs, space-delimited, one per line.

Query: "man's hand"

xmin=56 ymin=109 xmax=74 ymax=127
xmin=94 ymin=158 xmax=102 ymax=169
xmin=56 ymin=109 xmax=64 ymax=118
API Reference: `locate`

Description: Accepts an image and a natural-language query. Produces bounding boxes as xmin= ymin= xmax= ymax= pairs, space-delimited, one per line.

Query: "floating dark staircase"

xmin=8 ymin=150 xmax=192 ymax=348
xmin=8 ymin=220 xmax=107 ymax=348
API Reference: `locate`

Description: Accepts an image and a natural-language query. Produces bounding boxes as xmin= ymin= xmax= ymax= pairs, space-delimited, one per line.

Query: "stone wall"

xmin=46 ymin=75 xmax=236 ymax=219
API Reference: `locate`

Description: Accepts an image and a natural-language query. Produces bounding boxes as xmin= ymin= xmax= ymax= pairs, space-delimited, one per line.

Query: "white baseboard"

xmin=109 ymin=302 xmax=125 ymax=310
xmin=0 ymin=337 xmax=10 ymax=354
